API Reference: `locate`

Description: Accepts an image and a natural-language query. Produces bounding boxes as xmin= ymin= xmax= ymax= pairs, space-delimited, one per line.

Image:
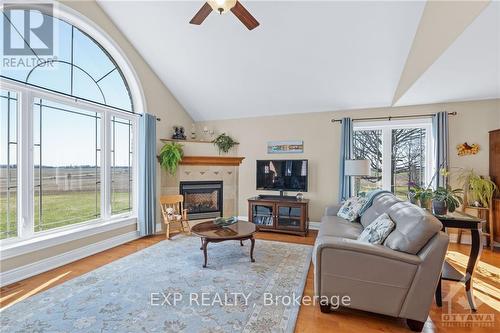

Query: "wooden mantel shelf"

xmin=180 ymin=156 xmax=245 ymax=166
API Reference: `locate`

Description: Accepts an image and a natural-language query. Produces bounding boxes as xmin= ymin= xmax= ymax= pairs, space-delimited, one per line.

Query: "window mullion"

xmin=18 ymin=90 xmax=34 ymax=238
xmin=381 ymin=127 xmax=392 ymax=192
xmin=102 ymin=112 xmax=111 ymax=219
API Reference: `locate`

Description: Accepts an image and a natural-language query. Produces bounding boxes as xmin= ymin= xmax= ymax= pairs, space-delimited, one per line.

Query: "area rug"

xmin=1 ymin=236 xmax=312 ymax=333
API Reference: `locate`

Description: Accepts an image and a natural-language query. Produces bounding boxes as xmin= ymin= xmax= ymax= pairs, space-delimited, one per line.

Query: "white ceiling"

xmin=396 ymin=1 xmax=500 ymax=106
xmin=98 ymin=1 xmax=499 ymax=121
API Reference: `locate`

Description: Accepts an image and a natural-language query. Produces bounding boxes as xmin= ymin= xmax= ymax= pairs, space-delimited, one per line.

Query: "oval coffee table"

xmin=191 ymin=220 xmax=256 ymax=268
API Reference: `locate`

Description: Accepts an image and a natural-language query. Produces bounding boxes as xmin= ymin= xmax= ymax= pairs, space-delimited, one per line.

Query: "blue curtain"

xmin=338 ymin=117 xmax=353 ymax=202
xmin=138 ymin=113 xmax=157 ymax=236
xmin=432 ymin=112 xmax=449 ymax=188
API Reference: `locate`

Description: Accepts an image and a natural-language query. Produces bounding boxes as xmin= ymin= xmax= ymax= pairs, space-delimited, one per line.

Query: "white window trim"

xmin=0 ymin=216 xmax=137 ymax=260
xmin=353 ymin=118 xmax=434 ymax=193
xmin=0 ymin=75 xmax=140 ymax=248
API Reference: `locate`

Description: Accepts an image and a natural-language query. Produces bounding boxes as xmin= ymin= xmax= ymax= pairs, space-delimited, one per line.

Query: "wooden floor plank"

xmin=1 ymin=231 xmax=498 ymax=332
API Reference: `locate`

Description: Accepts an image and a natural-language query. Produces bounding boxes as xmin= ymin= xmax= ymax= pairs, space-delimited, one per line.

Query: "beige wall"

xmin=1 ymin=0 xmax=193 ymax=273
xmin=198 ymin=99 xmax=500 ymax=222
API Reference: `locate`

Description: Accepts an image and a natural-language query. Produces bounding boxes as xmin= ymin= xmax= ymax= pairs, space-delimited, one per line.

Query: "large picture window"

xmin=33 ymin=99 xmax=102 ymax=231
xmin=353 ymin=119 xmax=433 ymax=200
xmin=0 ymin=7 xmax=139 ymax=244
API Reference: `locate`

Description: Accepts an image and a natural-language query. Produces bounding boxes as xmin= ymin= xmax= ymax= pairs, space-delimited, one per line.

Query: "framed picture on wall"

xmin=267 ymin=140 xmax=304 ymax=154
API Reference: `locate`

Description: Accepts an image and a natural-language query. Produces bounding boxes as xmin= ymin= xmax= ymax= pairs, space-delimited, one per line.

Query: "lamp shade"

xmin=344 ymin=159 xmax=371 ymax=176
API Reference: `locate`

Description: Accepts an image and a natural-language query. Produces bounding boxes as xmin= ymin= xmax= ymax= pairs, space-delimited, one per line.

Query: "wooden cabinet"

xmin=248 ymin=197 xmax=309 ymax=236
xmin=490 ymin=129 xmax=500 ymax=246
xmin=494 ymin=199 xmax=500 ymax=244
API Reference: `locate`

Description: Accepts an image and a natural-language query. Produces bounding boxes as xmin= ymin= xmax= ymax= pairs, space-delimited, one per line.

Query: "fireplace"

xmin=180 ymin=181 xmax=223 ymax=220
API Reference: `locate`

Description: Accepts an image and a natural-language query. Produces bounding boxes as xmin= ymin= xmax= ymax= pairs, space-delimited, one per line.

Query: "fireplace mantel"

xmin=180 ymin=156 xmax=245 ymax=166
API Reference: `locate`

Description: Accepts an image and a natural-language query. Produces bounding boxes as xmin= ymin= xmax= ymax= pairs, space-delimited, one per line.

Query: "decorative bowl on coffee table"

xmin=213 ymin=216 xmax=238 ymax=227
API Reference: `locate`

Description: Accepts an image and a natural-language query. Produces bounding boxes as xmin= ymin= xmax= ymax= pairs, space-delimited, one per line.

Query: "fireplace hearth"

xmin=180 ymin=181 xmax=223 ymax=220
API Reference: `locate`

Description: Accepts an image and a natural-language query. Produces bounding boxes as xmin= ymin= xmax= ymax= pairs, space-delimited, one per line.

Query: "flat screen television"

xmin=256 ymin=159 xmax=308 ymax=192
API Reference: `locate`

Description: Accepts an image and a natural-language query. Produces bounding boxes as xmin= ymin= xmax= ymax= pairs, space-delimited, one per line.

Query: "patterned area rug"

xmin=1 ymin=236 xmax=312 ymax=333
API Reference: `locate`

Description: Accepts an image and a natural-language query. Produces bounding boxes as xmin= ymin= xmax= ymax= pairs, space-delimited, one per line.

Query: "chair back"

xmin=160 ymin=195 xmax=184 ymax=217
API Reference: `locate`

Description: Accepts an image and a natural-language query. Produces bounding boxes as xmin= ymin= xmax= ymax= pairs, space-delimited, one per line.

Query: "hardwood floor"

xmin=1 ymin=231 xmax=499 ymax=332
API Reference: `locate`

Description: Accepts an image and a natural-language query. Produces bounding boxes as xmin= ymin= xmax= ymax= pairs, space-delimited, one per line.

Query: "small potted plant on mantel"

xmin=212 ymin=133 xmax=238 ymax=155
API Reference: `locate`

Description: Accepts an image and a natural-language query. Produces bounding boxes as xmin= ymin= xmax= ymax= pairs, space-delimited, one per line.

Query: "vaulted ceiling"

xmin=98 ymin=1 xmax=499 ymax=121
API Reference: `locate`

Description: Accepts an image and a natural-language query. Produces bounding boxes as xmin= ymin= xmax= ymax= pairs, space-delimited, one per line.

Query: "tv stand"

xmin=258 ymin=194 xmax=296 ymax=201
xmin=248 ymin=196 xmax=309 ymax=236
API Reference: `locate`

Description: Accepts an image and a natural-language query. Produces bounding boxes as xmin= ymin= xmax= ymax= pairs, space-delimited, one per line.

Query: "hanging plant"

xmin=212 ymin=133 xmax=238 ymax=154
xmin=158 ymin=142 xmax=184 ymax=175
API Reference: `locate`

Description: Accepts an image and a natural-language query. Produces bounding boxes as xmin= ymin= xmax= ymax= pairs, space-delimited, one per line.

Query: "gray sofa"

xmin=313 ymin=193 xmax=449 ymax=332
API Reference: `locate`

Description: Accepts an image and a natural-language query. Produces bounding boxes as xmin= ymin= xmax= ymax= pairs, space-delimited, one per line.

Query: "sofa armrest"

xmin=314 ymin=236 xmax=422 ymax=265
xmin=324 ymin=204 xmax=343 ymax=216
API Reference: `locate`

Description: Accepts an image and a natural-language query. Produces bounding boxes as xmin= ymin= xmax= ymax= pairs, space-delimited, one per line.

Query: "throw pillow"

xmin=337 ymin=196 xmax=367 ymax=222
xmin=357 ymin=213 xmax=395 ymax=245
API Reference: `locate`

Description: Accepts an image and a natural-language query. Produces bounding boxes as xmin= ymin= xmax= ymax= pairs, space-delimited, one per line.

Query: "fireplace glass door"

xmin=180 ymin=181 xmax=223 ymax=220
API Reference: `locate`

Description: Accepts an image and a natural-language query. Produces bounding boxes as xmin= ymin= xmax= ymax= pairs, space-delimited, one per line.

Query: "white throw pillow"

xmin=337 ymin=196 xmax=367 ymax=222
xmin=357 ymin=213 xmax=395 ymax=245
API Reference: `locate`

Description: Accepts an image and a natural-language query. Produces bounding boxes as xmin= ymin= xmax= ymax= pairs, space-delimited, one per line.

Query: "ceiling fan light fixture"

xmin=208 ymin=0 xmax=237 ymax=14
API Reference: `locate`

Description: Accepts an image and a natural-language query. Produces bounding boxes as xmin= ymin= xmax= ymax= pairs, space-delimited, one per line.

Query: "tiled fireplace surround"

xmin=161 ymin=164 xmax=239 ymax=220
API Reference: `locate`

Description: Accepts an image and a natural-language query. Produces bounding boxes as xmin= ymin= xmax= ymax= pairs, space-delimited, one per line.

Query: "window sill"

xmin=0 ymin=216 xmax=137 ymax=261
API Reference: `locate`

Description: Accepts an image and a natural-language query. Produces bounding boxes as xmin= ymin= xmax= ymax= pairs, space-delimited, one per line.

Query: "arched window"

xmin=1 ymin=10 xmax=133 ymax=112
xmin=1 ymin=5 xmax=141 ymax=242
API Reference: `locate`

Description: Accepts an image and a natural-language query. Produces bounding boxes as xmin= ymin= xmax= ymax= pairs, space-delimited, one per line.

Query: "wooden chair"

xmin=160 ymin=195 xmax=190 ymax=239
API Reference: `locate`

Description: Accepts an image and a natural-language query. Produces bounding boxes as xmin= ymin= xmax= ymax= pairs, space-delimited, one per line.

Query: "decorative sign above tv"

xmin=267 ymin=140 xmax=304 ymax=154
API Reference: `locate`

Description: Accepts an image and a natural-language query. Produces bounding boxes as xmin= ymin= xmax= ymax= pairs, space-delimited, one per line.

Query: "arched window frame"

xmin=0 ymin=1 xmax=146 ymax=248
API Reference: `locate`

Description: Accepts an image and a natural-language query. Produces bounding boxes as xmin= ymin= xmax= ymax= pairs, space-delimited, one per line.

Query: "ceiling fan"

xmin=190 ymin=0 xmax=260 ymax=30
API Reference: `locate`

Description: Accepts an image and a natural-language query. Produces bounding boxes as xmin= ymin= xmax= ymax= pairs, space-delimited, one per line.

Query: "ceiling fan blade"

xmin=190 ymin=2 xmax=212 ymax=25
xmin=230 ymin=1 xmax=259 ymax=30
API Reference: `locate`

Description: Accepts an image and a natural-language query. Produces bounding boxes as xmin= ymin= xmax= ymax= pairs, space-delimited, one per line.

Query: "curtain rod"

xmin=137 ymin=113 xmax=161 ymax=121
xmin=331 ymin=111 xmax=457 ymax=123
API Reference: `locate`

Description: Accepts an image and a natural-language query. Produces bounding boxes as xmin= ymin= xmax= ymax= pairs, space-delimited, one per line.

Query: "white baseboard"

xmin=0 ymin=231 xmax=140 ymax=287
xmin=309 ymin=222 xmax=321 ymax=230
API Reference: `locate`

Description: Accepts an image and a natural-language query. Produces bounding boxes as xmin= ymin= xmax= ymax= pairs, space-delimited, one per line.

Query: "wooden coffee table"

xmin=191 ymin=220 xmax=256 ymax=268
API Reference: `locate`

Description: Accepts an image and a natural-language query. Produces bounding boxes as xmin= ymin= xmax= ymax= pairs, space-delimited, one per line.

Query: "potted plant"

xmin=212 ymin=133 xmax=238 ymax=154
xmin=418 ymin=189 xmax=434 ymax=210
xmin=408 ymin=183 xmax=433 ymax=209
xmin=431 ymin=186 xmax=463 ymax=215
xmin=158 ymin=142 xmax=183 ymax=175
xmin=458 ymin=169 xmax=497 ymax=208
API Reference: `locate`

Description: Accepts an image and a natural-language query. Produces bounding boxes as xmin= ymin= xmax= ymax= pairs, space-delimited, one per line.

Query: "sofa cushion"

xmin=337 ymin=196 xmax=367 ymax=222
xmin=319 ymin=215 xmax=363 ymax=239
xmin=360 ymin=193 xmax=401 ymax=228
xmin=358 ymin=213 xmax=395 ymax=245
xmin=383 ymin=201 xmax=443 ymax=254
